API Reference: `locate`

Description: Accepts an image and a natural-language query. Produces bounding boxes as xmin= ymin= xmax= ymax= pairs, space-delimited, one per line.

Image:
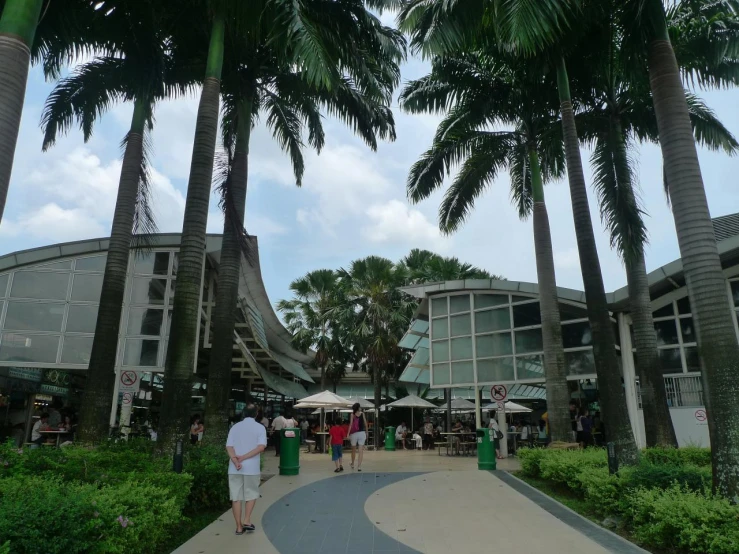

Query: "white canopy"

xmin=345 ymin=397 xmax=374 ymax=409
xmin=435 ymin=398 xmax=476 ymax=411
xmin=312 ymin=408 xmax=352 ymax=415
xmin=293 ymin=390 xmax=352 ymax=409
xmin=386 ymin=394 xmax=436 ymax=409
xmin=483 ymin=401 xmax=533 ymax=413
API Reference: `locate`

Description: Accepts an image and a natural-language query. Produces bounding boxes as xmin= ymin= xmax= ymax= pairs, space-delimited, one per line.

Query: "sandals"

xmin=243 ymin=523 xmax=255 ymax=532
xmin=235 ymin=529 xmax=245 ymax=536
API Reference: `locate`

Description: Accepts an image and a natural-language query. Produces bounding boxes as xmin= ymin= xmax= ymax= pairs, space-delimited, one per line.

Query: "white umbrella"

xmin=483 ymin=400 xmax=533 ymax=413
xmin=293 ymin=390 xmax=352 ymax=408
xmin=435 ymin=398 xmax=476 ymax=411
xmin=312 ymin=408 xmax=351 ymax=415
xmin=386 ymin=394 xmax=437 ymax=434
xmin=345 ymin=397 xmax=374 ymax=409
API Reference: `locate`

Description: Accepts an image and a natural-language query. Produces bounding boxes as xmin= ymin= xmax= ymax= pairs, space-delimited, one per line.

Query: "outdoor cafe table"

xmin=438 ymin=432 xmax=472 ymax=456
xmin=39 ymin=430 xmax=69 ymax=447
xmin=314 ymin=432 xmax=329 ymax=454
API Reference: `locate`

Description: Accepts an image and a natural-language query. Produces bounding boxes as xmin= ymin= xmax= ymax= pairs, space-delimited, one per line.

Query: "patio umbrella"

xmin=345 ymin=397 xmax=374 ymax=409
xmin=483 ymin=401 xmax=533 ymax=414
xmin=386 ymin=394 xmax=437 ymax=433
xmin=312 ymin=408 xmax=351 ymax=415
xmin=435 ymin=398 xmax=476 ymax=411
xmin=293 ymin=390 xmax=352 ymax=409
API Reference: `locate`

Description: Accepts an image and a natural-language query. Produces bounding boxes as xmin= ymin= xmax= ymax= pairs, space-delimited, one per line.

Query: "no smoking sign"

xmin=695 ymin=409 xmax=707 ymax=423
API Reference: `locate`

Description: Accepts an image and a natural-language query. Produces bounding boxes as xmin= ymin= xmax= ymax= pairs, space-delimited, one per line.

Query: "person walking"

xmin=226 ymin=404 xmax=266 ymax=535
xmin=329 ymin=418 xmax=346 ymax=473
xmin=347 ymin=403 xmax=368 ymax=471
xmin=489 ymin=415 xmax=504 ymax=460
xmin=190 ymin=414 xmax=204 ymax=445
xmin=300 ymin=418 xmax=309 ymax=444
xmin=423 ymin=417 xmax=434 ymax=450
xmin=270 ymin=412 xmax=287 ymax=456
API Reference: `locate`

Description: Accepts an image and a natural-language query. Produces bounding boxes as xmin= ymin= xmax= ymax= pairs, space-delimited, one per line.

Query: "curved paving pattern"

xmin=263 ymin=472 xmax=424 ymax=554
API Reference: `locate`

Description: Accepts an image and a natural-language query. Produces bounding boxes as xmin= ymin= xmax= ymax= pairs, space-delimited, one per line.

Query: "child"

xmin=329 ymin=419 xmax=346 ymax=473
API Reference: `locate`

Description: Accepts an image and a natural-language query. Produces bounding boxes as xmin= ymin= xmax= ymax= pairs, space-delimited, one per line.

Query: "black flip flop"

xmin=243 ymin=524 xmax=256 ymax=532
xmin=235 ymin=529 xmax=245 ymax=536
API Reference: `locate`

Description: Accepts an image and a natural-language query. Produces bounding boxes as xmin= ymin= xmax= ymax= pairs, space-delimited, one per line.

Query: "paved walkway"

xmin=175 ymin=449 xmax=646 ymax=554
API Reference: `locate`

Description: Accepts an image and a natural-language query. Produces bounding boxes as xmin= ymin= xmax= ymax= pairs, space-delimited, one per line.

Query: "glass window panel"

xmin=71 ymin=273 xmax=103 ymax=302
xmin=562 ymin=321 xmax=592 ymax=349
xmin=66 ymin=304 xmax=98 ymax=333
xmin=683 ymin=346 xmax=700 ymax=372
xmin=613 ymin=322 xmax=621 ymax=347
xmin=450 ymin=313 xmax=471 ymax=336
xmin=4 ymin=302 xmax=64 ymax=332
xmin=410 ymin=319 xmax=430 ymax=334
xmin=654 ymin=320 xmax=679 ymax=346
xmin=166 ymin=309 xmax=172 ymax=336
xmin=449 ymin=295 xmax=470 ymax=314
xmin=135 ymin=252 xmax=170 ymax=275
xmin=512 ymin=302 xmax=541 ymax=328
xmin=431 ymin=297 xmax=447 ymax=316
xmin=451 ymin=361 xmax=474 ymax=384
xmin=418 ymin=336 xmax=429 ymax=349
xmin=477 ymin=357 xmax=514 ymax=383
xmin=565 ymin=350 xmax=595 ymax=376
xmin=679 ymin=318 xmax=695 ymax=343
xmin=431 ymin=340 xmax=449 ymax=363
xmin=676 ymin=297 xmax=691 ymax=315
xmin=432 ymin=363 xmax=450 ymax=386
xmin=476 ymin=333 xmax=512 ymax=358
xmin=475 ymin=308 xmax=511 ymax=333
xmin=652 ymin=303 xmax=674 ymax=318
xmin=127 ymin=308 xmax=164 ymax=336
xmin=168 ymin=279 xmax=176 ymax=302
xmin=124 ymin=339 xmax=159 ymax=366
xmin=0 ymin=333 xmax=59 ymax=363
xmin=558 ymin=303 xmax=588 ymax=321
xmin=516 ymin=355 xmax=544 ymax=380
xmin=398 ymin=333 xmax=422 ymax=349
xmin=172 ymin=253 xmax=179 ymax=276
xmin=659 ymin=348 xmax=683 ymax=374
xmin=431 ymin=317 xmax=448 ymax=340
xmin=75 ymin=255 xmax=107 ymax=272
xmin=10 ymin=271 xmax=69 ymax=300
xmin=474 ymin=294 xmax=508 ymax=309
xmin=61 ymin=335 xmax=93 ymax=364
xmin=515 ymin=328 xmax=543 ymax=354
xmin=131 ymin=277 xmax=166 ymax=305
xmin=450 ymin=336 xmax=472 ymax=360
xmin=732 ymin=281 xmax=739 ymax=307
xmin=410 ymin=347 xmax=429 ymax=367
xmin=0 ymin=274 xmax=8 ymax=297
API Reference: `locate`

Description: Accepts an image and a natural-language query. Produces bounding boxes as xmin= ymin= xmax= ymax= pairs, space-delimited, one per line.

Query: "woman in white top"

xmin=488 ymin=416 xmax=503 ymax=459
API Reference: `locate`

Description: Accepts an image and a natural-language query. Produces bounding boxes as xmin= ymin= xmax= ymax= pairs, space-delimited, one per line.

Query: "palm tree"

xmin=401 ymin=249 xmax=499 ymax=283
xmin=159 ymin=0 xmax=405 ymax=450
xmin=399 ymin=51 xmax=573 ymax=443
xmin=0 ymin=0 xmax=100 ymax=222
xmin=399 ymin=0 xmax=640 ymax=465
xmin=39 ymin=1 xmax=199 ymax=443
xmin=617 ymin=0 xmax=739 ymax=496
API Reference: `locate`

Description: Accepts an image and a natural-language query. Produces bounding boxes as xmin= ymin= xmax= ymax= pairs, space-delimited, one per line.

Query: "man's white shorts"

xmin=349 ymin=431 xmax=366 ymax=446
xmin=229 ymin=474 xmax=261 ymax=502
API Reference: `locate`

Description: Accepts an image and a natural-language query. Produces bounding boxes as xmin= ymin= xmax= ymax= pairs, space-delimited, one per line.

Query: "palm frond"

xmin=130 ymin=119 xmax=160 ymax=251
xmin=262 ymin=90 xmax=306 ymax=186
xmin=686 ymin=92 xmax=739 ymax=154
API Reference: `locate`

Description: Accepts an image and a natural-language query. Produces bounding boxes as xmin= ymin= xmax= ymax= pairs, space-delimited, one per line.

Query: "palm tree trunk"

xmin=529 ymin=147 xmax=570 ymax=443
xmin=203 ymin=97 xmax=252 ymax=446
xmin=648 ymin=15 xmax=739 ymax=496
xmin=158 ymin=13 xmax=225 ymax=451
xmin=0 ymin=0 xmax=43 ymax=223
xmin=557 ymin=57 xmax=639 ymax=464
xmin=626 ymin=254 xmax=678 ymax=447
xmin=77 ymin=97 xmax=150 ymax=443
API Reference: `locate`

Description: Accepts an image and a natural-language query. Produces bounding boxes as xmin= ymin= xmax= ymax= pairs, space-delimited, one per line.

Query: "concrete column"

xmin=109 ymin=370 xmax=121 ymax=428
xmin=474 ymin=387 xmax=482 ymax=429
xmin=618 ymin=313 xmax=645 ymax=447
xmin=497 ymin=408 xmax=508 ymax=458
xmin=120 ymin=398 xmax=133 ymax=439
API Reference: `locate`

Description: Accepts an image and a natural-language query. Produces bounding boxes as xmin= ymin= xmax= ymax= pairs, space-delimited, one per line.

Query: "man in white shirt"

xmin=270 ymin=413 xmax=287 ymax=456
xmin=31 ymin=413 xmax=50 ymax=445
xmin=226 ymin=404 xmax=266 ymax=535
xmin=300 ymin=418 xmax=309 ymax=444
xmin=395 ymin=422 xmax=407 ymax=449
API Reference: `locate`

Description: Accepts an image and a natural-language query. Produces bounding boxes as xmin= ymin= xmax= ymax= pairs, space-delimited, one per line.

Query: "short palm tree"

xmin=39 ymin=1 xmax=199 ymax=443
xmin=400 ymin=51 xmax=573 ymax=443
xmin=400 ymin=249 xmax=498 ymax=283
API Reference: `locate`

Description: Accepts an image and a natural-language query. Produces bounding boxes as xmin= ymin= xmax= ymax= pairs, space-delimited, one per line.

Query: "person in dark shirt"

xmin=580 ymin=409 xmax=593 ymax=448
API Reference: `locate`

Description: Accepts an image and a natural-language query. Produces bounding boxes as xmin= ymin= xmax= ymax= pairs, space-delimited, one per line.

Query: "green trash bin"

xmin=384 ymin=426 xmax=396 ymax=451
xmin=279 ymin=427 xmax=300 ymax=476
xmin=476 ymin=428 xmax=496 ymax=470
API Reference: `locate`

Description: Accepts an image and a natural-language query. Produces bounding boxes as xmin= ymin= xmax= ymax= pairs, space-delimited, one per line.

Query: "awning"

xmin=240 ymin=296 xmax=269 ymax=352
xmin=256 ymin=364 xmax=308 ymax=399
xmin=270 ymin=349 xmax=314 ymax=383
xmin=398 ymin=319 xmax=430 ymax=350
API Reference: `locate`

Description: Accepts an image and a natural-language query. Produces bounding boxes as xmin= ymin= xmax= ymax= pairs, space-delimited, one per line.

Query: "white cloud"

xmin=362 ymin=199 xmax=449 ymax=250
xmin=554 ymin=246 xmax=581 ymax=273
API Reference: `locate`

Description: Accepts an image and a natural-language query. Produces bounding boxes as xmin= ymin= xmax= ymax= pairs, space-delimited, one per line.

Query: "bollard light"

xmin=607 ymin=442 xmax=619 ymax=475
xmin=173 ymin=439 xmax=183 ymax=473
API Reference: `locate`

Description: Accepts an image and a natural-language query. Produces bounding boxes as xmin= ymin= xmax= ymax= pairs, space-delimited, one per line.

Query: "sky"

xmin=2 ymin=16 xmax=739 ymax=311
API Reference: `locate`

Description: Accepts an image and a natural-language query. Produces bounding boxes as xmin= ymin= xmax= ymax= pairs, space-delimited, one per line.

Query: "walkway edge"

xmin=496 ymin=471 xmax=650 ymax=554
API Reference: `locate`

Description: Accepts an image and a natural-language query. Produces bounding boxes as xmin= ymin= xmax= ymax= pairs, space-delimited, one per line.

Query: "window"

xmin=123 ymin=339 xmax=159 ymax=366
xmin=0 ymin=274 xmax=8 ymax=298
xmin=431 ymin=340 xmax=449 ymax=362
xmin=654 ymin=320 xmax=679 ymax=346
xmin=431 ymin=317 xmax=448 ymax=340
xmin=676 ymin=297 xmax=691 ymax=315
xmin=0 ymin=333 xmax=59 ymax=363
xmin=75 ymin=255 xmax=106 ymax=272
xmin=449 ymin=295 xmax=470 ymax=314
xmin=131 ymin=277 xmax=166 ymax=305
xmin=450 ymin=313 xmax=471 ymax=336
xmin=451 ymin=361 xmax=474 ymax=384
xmin=4 ymin=302 xmax=64 ymax=332
xmin=659 ymin=348 xmax=683 ymax=374
xmin=652 ymin=304 xmax=674 ymax=318
xmin=10 ymin=271 xmax=69 ymax=300
xmin=127 ymin=308 xmax=164 ymax=336
xmin=66 ymin=304 xmax=98 ymax=333
xmin=516 ymin=355 xmax=544 ymax=379
xmin=431 ymin=297 xmax=447 ymax=316
xmin=679 ymin=318 xmax=695 ymax=343
xmin=565 ymin=350 xmax=595 ymax=376
xmin=432 ymin=363 xmax=450 ymax=385
xmin=558 ymin=303 xmax=588 ymax=321
xmin=732 ymin=281 xmax=739 ymax=307
xmin=477 ymin=357 xmax=514 ymax=382
xmin=683 ymin=346 xmax=700 ymax=372
xmin=514 ymin=328 xmax=543 ymax=354
xmin=61 ymin=335 xmax=93 ymax=364
xmin=474 ymin=294 xmax=508 ymax=309
xmin=450 ymin=336 xmax=472 ymax=360
xmin=562 ymin=321 xmax=592 ymax=349
xmin=476 ymin=333 xmax=512 ymax=358
xmin=475 ymin=308 xmax=510 ymax=333
xmin=512 ymin=302 xmax=541 ymax=328
xmin=135 ymin=252 xmax=170 ymax=275
xmin=71 ymin=274 xmax=103 ymax=302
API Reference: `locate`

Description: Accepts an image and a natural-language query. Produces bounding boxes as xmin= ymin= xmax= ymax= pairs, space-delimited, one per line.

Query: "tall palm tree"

xmin=0 ymin=0 xmax=99 ymax=222
xmin=618 ymin=0 xmax=739 ymax=496
xmin=159 ymin=0 xmax=405 ymax=450
xmin=399 ymin=51 xmax=573 ymax=443
xmin=338 ymin=256 xmax=416 ymax=448
xmin=400 ymin=249 xmax=498 ymax=283
xmin=39 ymin=1 xmax=200 ymax=443
xmin=399 ymin=0 xmax=640 ymax=465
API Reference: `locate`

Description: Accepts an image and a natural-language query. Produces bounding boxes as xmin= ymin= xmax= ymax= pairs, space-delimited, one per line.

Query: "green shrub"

xmin=183 ymin=444 xmax=230 ymax=511
xmin=626 ymin=484 xmax=739 ymax=554
xmin=0 ymin=476 xmax=184 ymax=554
xmin=642 ymin=446 xmax=711 ymax=468
xmin=576 ymin=467 xmax=627 ymax=516
xmin=0 ymin=541 xmax=9 ymax=554
xmin=626 ymin=463 xmax=711 ymax=493
xmin=538 ymin=449 xmax=607 ymax=492
xmin=518 ymin=448 xmax=548 ymax=477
